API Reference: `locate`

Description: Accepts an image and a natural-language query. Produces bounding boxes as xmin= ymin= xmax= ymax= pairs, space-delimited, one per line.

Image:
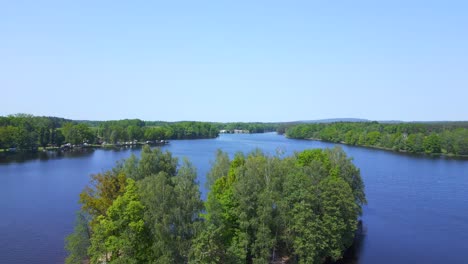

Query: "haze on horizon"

xmin=1 ymin=1 xmax=467 ymax=122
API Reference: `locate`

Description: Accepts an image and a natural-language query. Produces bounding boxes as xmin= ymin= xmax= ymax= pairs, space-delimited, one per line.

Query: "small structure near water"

xmin=219 ymin=129 xmax=249 ymax=134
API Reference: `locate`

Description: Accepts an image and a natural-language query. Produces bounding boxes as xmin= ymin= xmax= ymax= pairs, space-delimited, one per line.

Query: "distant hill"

xmin=377 ymin=120 xmax=404 ymax=124
xmin=296 ymin=118 xmax=370 ymax=124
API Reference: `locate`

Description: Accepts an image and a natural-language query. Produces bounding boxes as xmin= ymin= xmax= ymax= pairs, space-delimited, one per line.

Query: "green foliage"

xmin=65 ymin=212 xmax=91 ymax=264
xmin=79 ymin=172 xmax=127 ymax=224
xmin=68 ymin=146 xmax=203 ymax=263
xmin=0 ymin=114 xmax=73 ymax=150
xmin=423 ymin=133 xmax=441 ymax=154
xmin=206 ymin=149 xmax=231 ymax=189
xmin=62 ymin=122 xmax=95 ymax=145
xmin=318 ymin=176 xmax=359 ymax=261
xmin=97 ymin=120 xmax=219 ymax=143
xmin=0 ymin=126 xmax=19 ymax=149
xmin=406 ymin=133 xmax=425 ymax=153
xmin=88 ymin=178 xmax=150 ymax=264
xmin=217 ymin=122 xmax=279 ymax=134
xmin=172 ymin=159 xmax=204 ymax=261
xmin=67 ymin=147 xmax=364 ymax=264
xmin=197 ymin=148 xmax=365 ymax=263
xmin=0 ymin=114 xmax=220 ymax=151
xmin=136 ymin=145 xmax=178 ymax=180
xmin=296 ymin=149 xmax=331 ymax=170
xmin=136 ymin=161 xmax=204 ymax=263
xmin=138 ymin=172 xmax=176 ymax=262
xmin=286 ymin=122 xmax=468 ymax=156
xmin=189 ymin=224 xmax=229 ymax=264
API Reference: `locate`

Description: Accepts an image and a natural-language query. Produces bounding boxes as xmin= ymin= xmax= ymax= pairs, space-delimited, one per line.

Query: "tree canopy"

xmin=286 ymin=122 xmax=468 ymax=156
xmin=66 ymin=146 xmax=365 ymax=264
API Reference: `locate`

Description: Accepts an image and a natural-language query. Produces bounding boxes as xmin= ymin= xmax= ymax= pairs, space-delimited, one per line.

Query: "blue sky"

xmin=1 ymin=1 xmax=467 ymax=122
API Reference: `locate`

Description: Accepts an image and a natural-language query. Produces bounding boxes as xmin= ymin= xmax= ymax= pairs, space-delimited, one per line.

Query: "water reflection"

xmin=0 ymin=149 xmax=91 ymax=164
xmin=1 ymin=133 xmax=467 ymax=264
xmin=0 ymin=147 xmax=144 ymax=164
xmin=332 ymin=221 xmax=366 ymax=264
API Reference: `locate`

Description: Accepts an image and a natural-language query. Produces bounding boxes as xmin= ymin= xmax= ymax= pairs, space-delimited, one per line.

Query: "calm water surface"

xmin=0 ymin=133 xmax=467 ymax=264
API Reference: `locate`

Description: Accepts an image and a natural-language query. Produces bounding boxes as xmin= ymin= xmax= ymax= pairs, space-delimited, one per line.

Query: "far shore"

xmin=0 ymin=141 xmax=169 ymax=154
xmin=289 ymin=136 xmax=468 ymax=159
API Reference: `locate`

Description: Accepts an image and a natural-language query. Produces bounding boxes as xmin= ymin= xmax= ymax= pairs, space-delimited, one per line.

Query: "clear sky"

xmin=1 ymin=1 xmax=467 ymax=122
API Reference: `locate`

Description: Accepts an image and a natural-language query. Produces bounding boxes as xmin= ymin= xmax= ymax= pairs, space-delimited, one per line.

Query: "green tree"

xmin=0 ymin=126 xmax=18 ymax=149
xmin=406 ymin=133 xmax=424 ymax=153
xmin=189 ymin=224 xmax=229 ymax=264
xmin=281 ymin=171 xmax=322 ymax=264
xmin=88 ymin=178 xmax=150 ymax=264
xmin=138 ymin=172 xmax=177 ymax=262
xmin=318 ymin=175 xmax=359 ymax=261
xmin=136 ymin=145 xmax=178 ymax=180
xmin=366 ymin=131 xmax=381 ymax=146
xmin=127 ymin=125 xmax=143 ymax=141
xmin=79 ymin=171 xmax=127 ymax=223
xmin=66 ymin=147 xmax=366 ymax=264
xmin=65 ymin=212 xmax=91 ymax=264
xmin=206 ymin=149 xmax=231 ymax=189
xmin=63 ymin=123 xmax=94 ymax=145
xmin=172 ymin=159 xmax=204 ymax=262
xmin=423 ymin=133 xmax=442 ymax=154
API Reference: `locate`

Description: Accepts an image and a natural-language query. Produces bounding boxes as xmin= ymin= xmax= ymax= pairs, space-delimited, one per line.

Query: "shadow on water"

xmin=292 ymin=138 xmax=468 ymax=161
xmin=328 ymin=220 xmax=366 ymax=264
xmin=0 ymin=149 xmax=96 ymax=164
xmin=344 ymin=145 xmax=468 ymax=161
xmin=0 ymin=145 xmax=162 ymax=165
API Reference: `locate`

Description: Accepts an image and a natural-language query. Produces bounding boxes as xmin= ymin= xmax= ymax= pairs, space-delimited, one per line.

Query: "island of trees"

xmin=286 ymin=122 xmax=468 ymax=156
xmin=66 ymin=146 xmax=365 ymax=264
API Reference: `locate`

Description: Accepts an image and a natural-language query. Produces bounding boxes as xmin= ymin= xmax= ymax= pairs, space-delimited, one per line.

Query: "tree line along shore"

xmin=286 ymin=122 xmax=468 ymax=157
xmin=0 ymin=114 xmax=278 ymax=152
xmin=1 ymin=114 xmax=467 ymax=158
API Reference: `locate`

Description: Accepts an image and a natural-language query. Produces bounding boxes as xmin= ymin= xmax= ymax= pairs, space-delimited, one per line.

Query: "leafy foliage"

xmin=67 ymin=147 xmax=365 ymax=264
xmin=88 ymin=178 xmax=150 ymax=263
xmin=286 ymin=122 xmax=468 ymax=156
xmin=79 ymin=171 xmax=127 ymax=223
xmin=68 ymin=146 xmax=203 ymax=263
xmin=0 ymin=114 xmax=220 ymax=151
xmin=193 ymin=147 xmax=365 ymax=263
xmin=65 ymin=212 xmax=91 ymax=264
xmin=0 ymin=114 xmax=68 ymax=150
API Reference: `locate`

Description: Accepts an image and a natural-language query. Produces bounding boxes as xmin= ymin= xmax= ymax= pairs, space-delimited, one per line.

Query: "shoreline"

xmin=287 ymin=136 xmax=468 ymax=159
xmin=0 ymin=141 xmax=169 ymax=154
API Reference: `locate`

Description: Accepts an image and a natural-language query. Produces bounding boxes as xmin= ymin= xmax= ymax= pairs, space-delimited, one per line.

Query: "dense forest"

xmin=216 ymin=122 xmax=279 ymax=133
xmin=286 ymin=122 xmax=468 ymax=156
xmin=66 ymin=146 xmax=365 ymax=264
xmin=0 ymin=114 xmax=71 ymax=151
xmin=0 ymin=114 xmax=282 ymax=152
xmin=0 ymin=114 xmax=218 ymax=151
xmin=93 ymin=120 xmax=219 ymax=143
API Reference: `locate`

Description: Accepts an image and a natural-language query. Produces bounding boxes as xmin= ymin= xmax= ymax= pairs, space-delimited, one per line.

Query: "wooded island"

xmin=66 ymin=146 xmax=365 ymax=264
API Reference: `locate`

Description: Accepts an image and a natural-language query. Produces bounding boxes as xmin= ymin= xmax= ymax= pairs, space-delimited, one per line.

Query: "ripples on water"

xmin=0 ymin=133 xmax=467 ymax=264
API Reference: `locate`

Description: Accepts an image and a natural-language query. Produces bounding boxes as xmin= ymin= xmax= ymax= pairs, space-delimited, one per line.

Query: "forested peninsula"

xmin=3 ymin=114 xmax=467 ymax=157
xmin=66 ymin=146 xmax=365 ymax=264
xmin=0 ymin=114 xmax=278 ymax=152
xmin=286 ymin=122 xmax=468 ymax=156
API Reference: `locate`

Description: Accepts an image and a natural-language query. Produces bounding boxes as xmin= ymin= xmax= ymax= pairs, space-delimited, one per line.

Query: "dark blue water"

xmin=0 ymin=133 xmax=467 ymax=264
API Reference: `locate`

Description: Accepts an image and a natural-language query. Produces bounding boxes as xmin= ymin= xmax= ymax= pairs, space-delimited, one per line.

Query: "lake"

xmin=0 ymin=133 xmax=467 ymax=264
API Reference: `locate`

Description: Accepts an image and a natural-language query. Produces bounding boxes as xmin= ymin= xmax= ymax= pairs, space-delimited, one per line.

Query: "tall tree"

xmin=79 ymin=171 xmax=127 ymax=223
xmin=88 ymin=178 xmax=150 ymax=264
xmin=65 ymin=212 xmax=91 ymax=264
xmin=172 ymin=159 xmax=204 ymax=262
